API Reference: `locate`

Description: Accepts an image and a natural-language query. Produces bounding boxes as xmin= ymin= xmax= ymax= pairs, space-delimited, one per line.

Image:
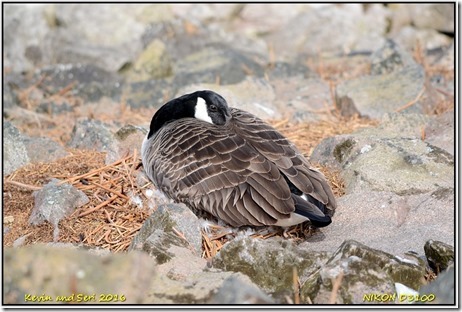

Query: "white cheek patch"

xmin=194 ymin=97 xmax=213 ymax=124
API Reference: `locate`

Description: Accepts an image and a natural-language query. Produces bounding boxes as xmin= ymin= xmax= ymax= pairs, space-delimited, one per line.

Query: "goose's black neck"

xmin=147 ymin=94 xmax=196 ymax=139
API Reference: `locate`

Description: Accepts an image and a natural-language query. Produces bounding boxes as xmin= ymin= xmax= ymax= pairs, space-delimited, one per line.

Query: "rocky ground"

xmin=3 ymin=3 xmax=455 ymax=305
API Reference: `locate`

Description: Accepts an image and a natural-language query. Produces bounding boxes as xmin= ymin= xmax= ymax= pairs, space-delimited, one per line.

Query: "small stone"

xmin=105 ymin=125 xmax=146 ymax=164
xmin=22 ymin=136 xmax=69 ymax=164
xmin=29 ymin=178 xmax=89 ymax=241
xmin=213 ymin=236 xmax=330 ymax=300
xmin=124 ymin=39 xmax=172 ymax=82
xmin=129 ymin=203 xmax=203 ymax=263
xmin=68 ymin=118 xmax=115 ymax=152
xmin=370 ymin=39 xmax=416 ymax=75
xmin=301 ymin=240 xmax=426 ymax=304
xmin=424 ymin=240 xmax=454 ymax=272
xmin=208 ymin=275 xmax=274 ymax=304
xmin=335 ymin=65 xmax=427 ymax=119
xmin=3 ymin=121 xmax=30 ymax=176
xmin=419 ymin=265 xmax=455 ymax=304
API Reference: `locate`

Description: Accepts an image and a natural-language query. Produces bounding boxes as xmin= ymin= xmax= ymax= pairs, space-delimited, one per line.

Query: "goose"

xmin=141 ymin=90 xmax=336 ymax=228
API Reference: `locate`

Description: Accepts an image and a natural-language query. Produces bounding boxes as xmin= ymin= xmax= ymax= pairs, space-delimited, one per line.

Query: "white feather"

xmin=274 ymin=213 xmax=308 ymax=227
xmin=194 ymin=97 xmax=213 ymax=124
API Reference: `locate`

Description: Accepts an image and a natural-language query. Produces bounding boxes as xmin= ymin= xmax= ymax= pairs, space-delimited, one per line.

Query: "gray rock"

xmin=424 ymin=111 xmax=454 ymax=156
xmin=36 ymin=64 xmax=123 ymax=103
xmin=266 ymin=61 xmax=315 ymax=80
xmin=301 ymin=240 xmax=426 ymax=304
xmin=22 ymin=136 xmax=69 ymax=163
xmin=335 ymin=65 xmax=427 ymax=118
xmin=392 ymin=26 xmax=453 ymax=52
xmin=29 ymin=178 xmax=89 ymax=241
xmin=68 ymin=118 xmax=115 ymax=152
xmin=48 ymin=5 xmax=173 ymax=72
xmin=213 ymin=236 xmax=331 ymax=300
xmin=424 ymin=240 xmax=454 ymax=272
xmin=3 ymin=121 xmax=30 ymax=176
xmin=208 ymin=275 xmax=274 ymax=304
xmin=123 ymin=78 xmax=172 ymax=109
xmin=308 ymin=113 xmax=454 ymax=256
xmin=312 ymin=113 xmax=453 ymax=195
xmin=3 ymin=4 xmax=52 ymax=72
xmin=419 ymin=265 xmax=455 ymax=305
xmin=173 ymin=44 xmax=265 ymax=87
xmin=407 ymin=4 xmax=454 ymax=34
xmin=105 ymin=125 xmax=146 ymax=164
xmin=147 ymin=270 xmax=253 ymax=304
xmin=370 ymin=39 xmax=416 ymax=75
xmin=267 ymin=4 xmax=388 ymax=60
xmin=3 ymin=81 xmax=18 ymax=110
xmin=4 ymin=244 xmax=157 ymax=304
xmin=271 ymin=77 xmax=333 ymax=122
xmin=301 ymin=190 xmax=454 ymax=257
xmin=129 ymin=203 xmax=203 ymax=263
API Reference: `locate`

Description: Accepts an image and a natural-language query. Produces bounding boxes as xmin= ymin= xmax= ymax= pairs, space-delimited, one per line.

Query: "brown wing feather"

xmin=231 ymin=108 xmax=337 ymax=213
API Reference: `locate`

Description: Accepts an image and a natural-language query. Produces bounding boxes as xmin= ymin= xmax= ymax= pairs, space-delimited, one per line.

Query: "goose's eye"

xmin=209 ymin=104 xmax=218 ymax=112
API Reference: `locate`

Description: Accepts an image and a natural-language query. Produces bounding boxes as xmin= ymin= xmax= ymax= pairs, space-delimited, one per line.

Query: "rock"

xmin=3 ymin=121 xmax=30 ymax=176
xmin=267 ymin=4 xmax=388 ymax=60
xmin=3 ymin=81 xmax=18 ymax=110
xmin=312 ymin=113 xmax=454 ymax=195
xmin=4 ymin=244 xmax=157 ymax=304
xmin=124 ymin=39 xmax=172 ymax=82
xmin=23 ymin=136 xmax=69 ymax=163
xmin=335 ymin=65 xmax=427 ymax=118
xmin=266 ymin=61 xmax=315 ymax=80
xmin=36 ymin=64 xmax=123 ymax=103
xmin=424 ymin=111 xmax=454 ymax=156
xmin=424 ymin=240 xmax=454 ymax=272
xmin=227 ymin=4 xmax=310 ymax=37
xmin=48 ymin=5 xmax=171 ymax=73
xmin=419 ymin=265 xmax=455 ymax=304
xmin=301 ymin=190 xmax=454 ymax=257
xmin=208 ymin=275 xmax=275 ymax=304
xmin=68 ymin=118 xmax=115 ymax=152
xmin=270 ymin=77 xmax=332 ymax=122
xmin=301 ymin=240 xmax=426 ymax=304
xmin=147 ymin=270 xmax=254 ymax=304
xmin=213 ymin=236 xmax=331 ymax=300
xmin=29 ymin=178 xmax=89 ymax=241
xmin=370 ymin=39 xmax=416 ymax=75
xmin=129 ymin=203 xmax=203 ymax=263
xmin=392 ymin=26 xmax=453 ymax=52
xmin=407 ymin=4 xmax=454 ymax=34
xmin=123 ymin=78 xmax=172 ymax=109
xmin=308 ymin=112 xmax=454 ymax=256
xmin=172 ymin=44 xmax=265 ymax=87
xmin=105 ymin=125 xmax=146 ymax=164
xmin=3 ymin=5 xmax=52 ymax=72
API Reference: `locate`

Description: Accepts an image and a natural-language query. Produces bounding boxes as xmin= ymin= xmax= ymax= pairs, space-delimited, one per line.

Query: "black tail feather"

xmin=293 ymin=195 xmax=332 ymax=227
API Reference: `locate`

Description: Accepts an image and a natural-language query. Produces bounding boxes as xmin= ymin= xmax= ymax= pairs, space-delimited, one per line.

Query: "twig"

xmin=5 ymin=180 xmax=42 ymax=191
xmin=293 ymin=267 xmax=300 ymax=304
xmin=329 ymin=271 xmax=344 ymax=304
xmin=60 ymin=155 xmax=132 ymax=184
xmin=395 ymin=88 xmax=425 ymax=112
xmin=89 ymin=180 xmax=129 ymax=200
xmin=79 ymin=195 xmax=118 ymax=217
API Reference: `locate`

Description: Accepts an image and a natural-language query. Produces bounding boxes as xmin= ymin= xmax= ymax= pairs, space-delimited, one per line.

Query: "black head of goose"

xmin=141 ymin=90 xmax=337 ymax=228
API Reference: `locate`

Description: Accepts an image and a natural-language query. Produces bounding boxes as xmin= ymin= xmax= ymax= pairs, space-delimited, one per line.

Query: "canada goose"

xmin=141 ymin=90 xmax=336 ymax=228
